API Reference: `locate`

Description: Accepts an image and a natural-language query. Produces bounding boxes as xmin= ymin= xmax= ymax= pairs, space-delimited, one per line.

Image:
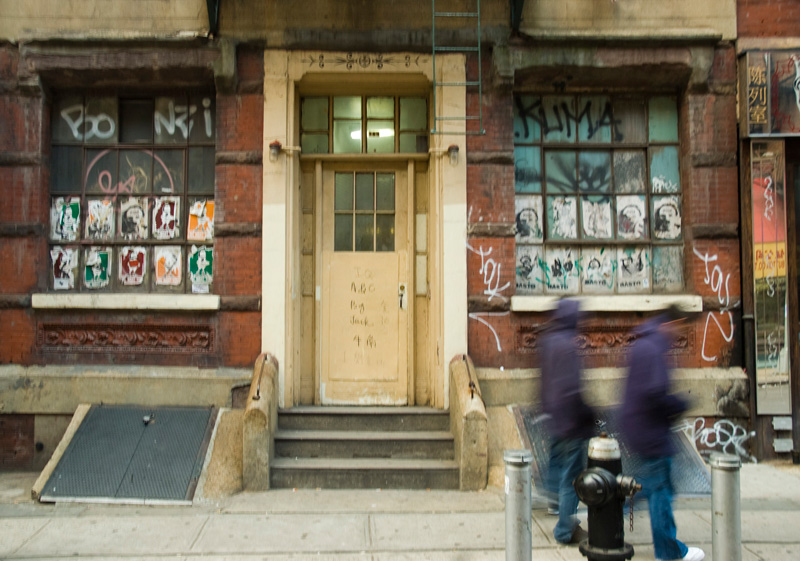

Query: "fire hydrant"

xmin=573 ymin=434 xmax=641 ymax=561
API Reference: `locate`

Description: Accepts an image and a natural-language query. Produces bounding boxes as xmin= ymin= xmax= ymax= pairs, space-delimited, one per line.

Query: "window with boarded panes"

xmin=512 ymin=95 xmax=683 ymax=295
xmin=49 ymin=94 xmax=215 ymax=294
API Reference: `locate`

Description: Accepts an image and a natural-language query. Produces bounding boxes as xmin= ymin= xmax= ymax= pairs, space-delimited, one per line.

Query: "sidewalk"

xmin=1 ymin=462 xmax=799 ymax=561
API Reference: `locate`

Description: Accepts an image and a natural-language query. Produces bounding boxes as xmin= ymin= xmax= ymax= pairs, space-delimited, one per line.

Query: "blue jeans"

xmin=637 ymin=456 xmax=689 ymax=560
xmin=547 ymin=436 xmax=587 ymax=543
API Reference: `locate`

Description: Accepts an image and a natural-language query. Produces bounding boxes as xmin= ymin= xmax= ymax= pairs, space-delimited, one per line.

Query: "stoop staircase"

xmin=270 ymin=406 xmax=459 ymax=489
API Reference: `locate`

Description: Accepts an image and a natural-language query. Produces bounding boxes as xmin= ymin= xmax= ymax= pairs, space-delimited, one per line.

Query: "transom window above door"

xmin=301 ymin=96 xmax=428 ymax=154
xmin=334 ymin=172 xmax=395 ymax=252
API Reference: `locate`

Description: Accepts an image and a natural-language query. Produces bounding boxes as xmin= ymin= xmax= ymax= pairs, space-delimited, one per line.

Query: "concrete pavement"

xmin=1 ymin=461 xmax=799 ymax=561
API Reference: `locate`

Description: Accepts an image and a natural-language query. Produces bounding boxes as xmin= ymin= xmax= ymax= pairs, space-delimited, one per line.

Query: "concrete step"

xmin=270 ymin=457 xmax=460 ymax=489
xmin=277 ymin=406 xmax=450 ymax=432
xmin=274 ymin=429 xmax=455 ymax=459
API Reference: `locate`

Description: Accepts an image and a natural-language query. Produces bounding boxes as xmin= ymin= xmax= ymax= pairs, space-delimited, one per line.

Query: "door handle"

xmin=398 ymin=282 xmax=407 ymax=310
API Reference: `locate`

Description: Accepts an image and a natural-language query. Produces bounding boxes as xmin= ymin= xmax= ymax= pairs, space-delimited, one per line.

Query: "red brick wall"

xmin=465 ymin=44 xmax=742 ymax=370
xmin=0 ymin=45 xmax=264 ymax=371
xmin=738 ymin=0 xmax=800 ymax=37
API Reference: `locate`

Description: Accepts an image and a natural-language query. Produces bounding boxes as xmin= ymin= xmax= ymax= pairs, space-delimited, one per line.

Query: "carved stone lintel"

xmin=516 ymin=323 xmax=694 ymax=355
xmin=0 ymin=151 xmax=42 ymax=166
xmin=0 ymin=223 xmax=44 ymax=237
xmin=467 ymin=151 xmax=514 ymax=166
xmin=37 ymin=323 xmax=214 ymax=354
xmin=220 ymin=295 xmax=261 ymax=312
xmin=0 ymin=294 xmax=31 ymax=309
xmin=691 ymin=223 xmax=739 ymax=239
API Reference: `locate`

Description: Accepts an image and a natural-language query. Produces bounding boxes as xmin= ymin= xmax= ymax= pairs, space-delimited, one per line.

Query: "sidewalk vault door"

xmin=320 ymin=165 xmax=409 ymax=405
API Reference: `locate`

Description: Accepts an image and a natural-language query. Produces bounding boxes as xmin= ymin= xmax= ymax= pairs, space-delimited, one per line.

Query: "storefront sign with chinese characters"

xmin=744 ymin=50 xmax=800 ymax=136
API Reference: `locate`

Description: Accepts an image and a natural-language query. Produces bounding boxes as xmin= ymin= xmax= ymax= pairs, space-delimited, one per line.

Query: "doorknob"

xmin=398 ymin=282 xmax=407 ymax=310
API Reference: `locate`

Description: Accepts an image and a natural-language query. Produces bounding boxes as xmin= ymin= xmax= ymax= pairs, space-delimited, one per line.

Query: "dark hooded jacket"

xmin=619 ymin=315 xmax=688 ymax=458
xmin=540 ymin=299 xmax=595 ymax=440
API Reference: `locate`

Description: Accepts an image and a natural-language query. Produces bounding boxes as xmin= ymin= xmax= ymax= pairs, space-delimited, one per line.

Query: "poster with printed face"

xmin=50 ymin=197 xmax=80 ymax=242
xmin=152 ymin=196 xmax=180 ymax=240
xmin=617 ymin=246 xmax=650 ymax=293
xmin=50 ymin=246 xmax=78 ymax=290
xmin=581 ymin=196 xmax=613 ymax=240
xmin=85 ymin=199 xmax=115 ymax=241
xmin=652 ymin=195 xmax=682 ymax=240
xmin=545 ymin=246 xmax=579 ymax=293
xmin=119 ymin=197 xmax=149 ymax=240
xmin=188 ymin=200 xmax=215 ymax=241
xmin=515 ymin=244 xmax=544 ymax=294
xmin=119 ymin=246 xmax=146 ymax=286
xmin=155 ymin=246 xmax=182 ymax=286
xmin=188 ymin=245 xmax=213 ymax=293
xmin=514 ymin=196 xmax=543 ymax=244
xmin=581 ymin=247 xmax=616 ymax=293
xmin=546 ymin=196 xmax=577 ymax=240
xmin=84 ymin=247 xmax=111 ymax=289
xmin=616 ymin=195 xmax=647 ymax=240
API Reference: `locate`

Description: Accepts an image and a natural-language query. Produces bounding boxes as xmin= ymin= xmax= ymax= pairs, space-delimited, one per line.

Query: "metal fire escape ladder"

xmin=431 ymin=0 xmax=485 ymax=135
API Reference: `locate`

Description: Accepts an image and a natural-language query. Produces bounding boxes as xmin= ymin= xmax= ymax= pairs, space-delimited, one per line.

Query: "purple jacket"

xmin=619 ymin=316 xmax=688 ymax=458
xmin=540 ymin=299 xmax=595 ymax=440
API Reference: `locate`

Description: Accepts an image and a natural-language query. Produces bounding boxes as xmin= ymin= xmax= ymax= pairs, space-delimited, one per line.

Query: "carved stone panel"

xmin=37 ymin=323 xmax=214 ymax=354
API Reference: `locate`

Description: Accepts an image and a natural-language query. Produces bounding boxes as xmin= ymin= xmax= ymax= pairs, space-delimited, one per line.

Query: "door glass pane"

xmin=189 ymin=95 xmax=216 ymax=143
xmin=302 ymin=97 xmax=329 ymax=130
xmin=399 ymin=133 xmax=427 ymax=153
xmin=52 ymin=96 xmax=86 ymax=143
xmin=542 ymin=96 xmax=575 ymax=143
xmin=376 ymin=215 xmax=395 ymax=252
xmin=333 ymin=96 xmax=361 ymax=119
xmin=355 ymin=215 xmax=374 ymax=251
xmin=400 ymin=97 xmax=426 ymax=130
xmin=578 ymin=96 xmax=612 ymax=143
xmin=335 ymin=173 xmax=354 ymax=211
xmin=333 ymin=121 xmax=362 ymax=153
xmin=154 ymin=97 xmax=188 ymax=144
xmin=376 ymin=173 xmax=395 ymax=210
xmin=514 ymin=95 xmax=541 ymax=143
xmin=367 ymin=97 xmax=394 ymax=119
xmin=355 ymin=173 xmax=374 ymax=210
xmin=649 ymin=97 xmax=679 ymax=142
xmin=366 ymin=119 xmax=395 ymax=153
xmin=335 ymin=215 xmax=353 ymax=251
xmin=302 ymin=133 xmax=329 ymax=154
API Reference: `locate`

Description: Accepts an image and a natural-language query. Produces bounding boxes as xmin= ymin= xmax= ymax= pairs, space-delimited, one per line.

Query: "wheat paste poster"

xmin=84 ymin=247 xmax=111 ymax=289
xmin=119 ymin=197 xmax=149 ymax=240
xmin=617 ymin=195 xmax=646 ymax=240
xmin=618 ymin=246 xmax=650 ymax=292
xmin=50 ymin=197 xmax=80 ymax=242
xmin=652 ymin=245 xmax=683 ymax=292
xmin=581 ymin=247 xmax=615 ymax=293
xmin=50 ymin=246 xmax=78 ymax=290
xmin=581 ymin=196 xmax=613 ymax=240
xmin=188 ymin=200 xmax=215 ymax=241
xmin=514 ymin=196 xmax=543 ymax=243
xmin=85 ymin=199 xmax=115 ymax=241
xmin=545 ymin=247 xmax=579 ymax=293
xmin=515 ymin=244 xmax=544 ymax=294
xmin=652 ymin=195 xmax=682 ymax=240
xmin=119 ymin=246 xmax=146 ymax=286
xmin=189 ymin=245 xmax=213 ymax=293
xmin=152 ymin=196 xmax=179 ymax=240
xmin=155 ymin=246 xmax=182 ymax=286
xmin=546 ymin=196 xmax=577 ymax=240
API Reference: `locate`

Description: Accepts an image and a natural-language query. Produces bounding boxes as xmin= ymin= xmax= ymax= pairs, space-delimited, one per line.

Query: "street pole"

xmin=710 ymin=453 xmax=742 ymax=561
xmin=504 ymin=449 xmax=533 ymax=561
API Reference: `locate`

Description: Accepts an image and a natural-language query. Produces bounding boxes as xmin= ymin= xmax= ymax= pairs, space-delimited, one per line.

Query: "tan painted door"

xmin=320 ymin=165 xmax=409 ymax=405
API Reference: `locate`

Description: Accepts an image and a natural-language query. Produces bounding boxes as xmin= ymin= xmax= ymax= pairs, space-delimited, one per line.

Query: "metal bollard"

xmin=504 ymin=449 xmax=533 ymax=561
xmin=710 ymin=453 xmax=742 ymax=561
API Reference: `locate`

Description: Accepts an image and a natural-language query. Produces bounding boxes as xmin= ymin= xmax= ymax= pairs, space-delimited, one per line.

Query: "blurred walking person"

xmin=540 ymin=298 xmax=595 ymax=544
xmin=619 ymin=305 xmax=704 ymax=561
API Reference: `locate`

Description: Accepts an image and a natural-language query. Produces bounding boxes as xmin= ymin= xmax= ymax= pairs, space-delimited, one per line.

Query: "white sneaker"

xmin=682 ymin=547 xmax=705 ymax=561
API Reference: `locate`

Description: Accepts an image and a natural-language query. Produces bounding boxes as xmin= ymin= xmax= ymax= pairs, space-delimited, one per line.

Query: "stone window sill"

xmin=510 ymin=294 xmax=702 ymax=313
xmin=32 ymin=293 xmax=220 ymax=311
